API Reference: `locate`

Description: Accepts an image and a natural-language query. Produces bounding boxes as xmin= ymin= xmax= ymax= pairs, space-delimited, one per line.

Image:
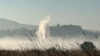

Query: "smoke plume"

xmin=36 ymin=16 xmax=51 ymax=40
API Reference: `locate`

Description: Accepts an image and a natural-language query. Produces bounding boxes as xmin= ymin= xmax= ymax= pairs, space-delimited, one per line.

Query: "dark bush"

xmin=80 ymin=41 xmax=96 ymax=51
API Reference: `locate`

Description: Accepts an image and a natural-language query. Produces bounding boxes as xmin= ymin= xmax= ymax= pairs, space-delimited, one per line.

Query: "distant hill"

xmin=0 ymin=18 xmax=100 ymax=39
xmin=49 ymin=24 xmax=100 ymax=38
xmin=0 ymin=18 xmax=38 ymax=30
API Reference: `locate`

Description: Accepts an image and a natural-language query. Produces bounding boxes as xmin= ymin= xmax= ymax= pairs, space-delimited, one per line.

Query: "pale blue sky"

xmin=0 ymin=0 xmax=100 ymax=30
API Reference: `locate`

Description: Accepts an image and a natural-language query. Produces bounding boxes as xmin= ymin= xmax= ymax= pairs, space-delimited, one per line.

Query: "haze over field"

xmin=0 ymin=16 xmax=100 ymax=50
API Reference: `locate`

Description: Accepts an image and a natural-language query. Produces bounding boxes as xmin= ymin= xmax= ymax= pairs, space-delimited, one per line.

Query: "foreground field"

xmin=0 ymin=49 xmax=100 ymax=56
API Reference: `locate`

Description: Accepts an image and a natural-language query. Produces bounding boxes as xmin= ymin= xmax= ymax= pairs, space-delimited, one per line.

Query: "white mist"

xmin=36 ymin=15 xmax=51 ymax=40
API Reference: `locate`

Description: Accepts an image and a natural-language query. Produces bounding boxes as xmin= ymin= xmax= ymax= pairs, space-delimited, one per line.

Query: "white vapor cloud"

xmin=36 ymin=15 xmax=51 ymax=40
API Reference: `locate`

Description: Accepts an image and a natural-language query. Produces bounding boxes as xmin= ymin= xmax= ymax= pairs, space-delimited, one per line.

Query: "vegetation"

xmin=0 ymin=24 xmax=99 ymax=38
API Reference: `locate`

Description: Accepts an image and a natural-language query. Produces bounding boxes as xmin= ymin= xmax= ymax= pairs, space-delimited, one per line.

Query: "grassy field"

xmin=0 ymin=48 xmax=100 ymax=56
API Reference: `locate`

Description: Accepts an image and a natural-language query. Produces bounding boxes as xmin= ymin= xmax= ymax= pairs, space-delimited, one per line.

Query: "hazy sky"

xmin=0 ymin=0 xmax=100 ymax=30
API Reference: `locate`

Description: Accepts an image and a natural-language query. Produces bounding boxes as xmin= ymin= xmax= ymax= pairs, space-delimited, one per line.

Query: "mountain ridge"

xmin=0 ymin=18 xmax=38 ymax=30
